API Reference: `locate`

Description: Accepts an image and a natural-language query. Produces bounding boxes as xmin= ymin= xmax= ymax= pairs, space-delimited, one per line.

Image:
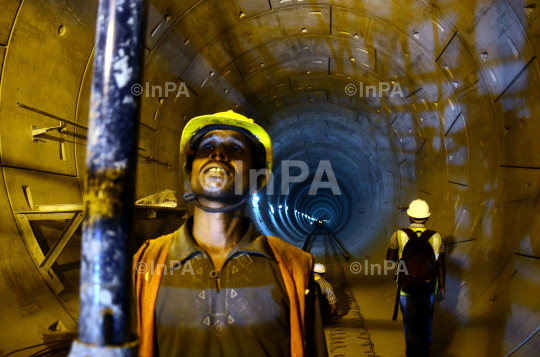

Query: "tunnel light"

xmin=270 ymin=205 xmax=274 ymax=214
xmin=286 ymin=206 xmax=288 ymax=211
xmin=252 ymin=195 xmax=259 ymax=208
xmin=279 ymin=205 xmax=283 ymax=209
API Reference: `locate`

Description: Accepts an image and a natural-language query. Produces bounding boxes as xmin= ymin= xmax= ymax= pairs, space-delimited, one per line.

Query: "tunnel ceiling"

xmin=102 ymin=0 xmax=535 ymax=246
xmin=1 ymin=0 xmax=540 ymax=356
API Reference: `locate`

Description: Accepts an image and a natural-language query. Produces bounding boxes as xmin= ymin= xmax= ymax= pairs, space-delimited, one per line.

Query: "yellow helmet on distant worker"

xmin=407 ymin=199 xmax=431 ymax=219
xmin=180 ymin=110 xmax=273 ymax=191
xmin=314 ymin=263 xmax=326 ymax=274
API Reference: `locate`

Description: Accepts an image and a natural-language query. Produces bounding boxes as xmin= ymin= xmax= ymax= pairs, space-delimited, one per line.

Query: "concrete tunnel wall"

xmin=0 ymin=0 xmax=539 ymax=355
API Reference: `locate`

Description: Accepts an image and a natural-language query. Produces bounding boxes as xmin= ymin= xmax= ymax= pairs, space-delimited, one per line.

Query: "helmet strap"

xmin=183 ymin=192 xmax=250 ymax=213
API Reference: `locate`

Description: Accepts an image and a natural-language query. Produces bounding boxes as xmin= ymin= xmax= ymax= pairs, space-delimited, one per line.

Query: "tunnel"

xmin=1 ymin=0 xmax=539 ymax=356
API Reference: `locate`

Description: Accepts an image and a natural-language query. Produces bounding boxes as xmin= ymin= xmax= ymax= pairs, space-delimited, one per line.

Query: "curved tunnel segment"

xmin=258 ymin=159 xmax=357 ymax=239
xmin=1 ymin=1 xmax=540 ymax=356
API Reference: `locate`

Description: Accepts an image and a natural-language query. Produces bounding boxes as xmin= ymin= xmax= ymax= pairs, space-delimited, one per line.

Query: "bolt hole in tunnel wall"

xmin=0 ymin=0 xmax=539 ymax=356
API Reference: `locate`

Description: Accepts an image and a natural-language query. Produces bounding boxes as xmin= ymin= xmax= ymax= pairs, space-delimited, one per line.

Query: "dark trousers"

xmin=400 ymin=294 xmax=435 ymax=357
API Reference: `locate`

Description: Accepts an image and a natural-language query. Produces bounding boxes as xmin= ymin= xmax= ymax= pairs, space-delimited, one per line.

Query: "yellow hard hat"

xmin=314 ymin=263 xmax=326 ymax=273
xmin=407 ymin=199 xmax=431 ymax=219
xmin=180 ymin=110 xmax=273 ymax=189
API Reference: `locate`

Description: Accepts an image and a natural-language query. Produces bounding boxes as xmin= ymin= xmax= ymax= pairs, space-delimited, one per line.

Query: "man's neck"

xmin=192 ymin=205 xmax=246 ymax=270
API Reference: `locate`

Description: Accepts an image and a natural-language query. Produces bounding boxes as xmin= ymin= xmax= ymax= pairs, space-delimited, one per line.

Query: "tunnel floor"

xmin=308 ymin=228 xmax=396 ymax=357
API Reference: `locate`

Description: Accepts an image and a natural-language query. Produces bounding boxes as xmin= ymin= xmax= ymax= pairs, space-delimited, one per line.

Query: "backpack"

xmin=398 ymin=228 xmax=438 ymax=295
xmin=392 ymin=228 xmax=439 ymax=320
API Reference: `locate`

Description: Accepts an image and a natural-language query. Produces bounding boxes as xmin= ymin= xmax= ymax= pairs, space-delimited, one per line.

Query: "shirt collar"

xmin=169 ymin=216 xmax=275 ymax=262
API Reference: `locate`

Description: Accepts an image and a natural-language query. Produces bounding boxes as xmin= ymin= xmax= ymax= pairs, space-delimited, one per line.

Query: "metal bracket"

xmin=14 ymin=205 xmax=85 ymax=294
xmin=14 ymin=204 xmax=186 ymax=296
xmin=14 ymin=213 xmax=70 ymax=295
xmin=19 ymin=101 xmax=146 ymax=151
xmin=32 ymin=122 xmax=67 ymax=141
xmin=40 ymin=212 xmax=84 ymax=272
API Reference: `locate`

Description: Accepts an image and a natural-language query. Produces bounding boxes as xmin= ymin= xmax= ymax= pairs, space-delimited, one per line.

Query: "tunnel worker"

xmin=313 ymin=263 xmax=338 ymax=319
xmin=386 ymin=199 xmax=446 ymax=357
xmin=133 ymin=110 xmax=327 ymax=357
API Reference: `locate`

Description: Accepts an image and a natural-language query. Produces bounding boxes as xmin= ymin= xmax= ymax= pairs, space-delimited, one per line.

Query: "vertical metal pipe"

xmin=69 ymin=0 xmax=145 ymax=355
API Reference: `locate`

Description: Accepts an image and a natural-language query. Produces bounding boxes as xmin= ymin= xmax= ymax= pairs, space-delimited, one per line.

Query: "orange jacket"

xmin=133 ymin=233 xmax=314 ymax=357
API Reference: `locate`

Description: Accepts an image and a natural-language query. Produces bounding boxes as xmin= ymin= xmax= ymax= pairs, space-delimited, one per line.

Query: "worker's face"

xmin=190 ymin=130 xmax=253 ymax=206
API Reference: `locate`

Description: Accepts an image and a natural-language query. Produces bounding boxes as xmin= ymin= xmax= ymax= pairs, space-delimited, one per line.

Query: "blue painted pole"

xmin=69 ymin=0 xmax=145 ymax=355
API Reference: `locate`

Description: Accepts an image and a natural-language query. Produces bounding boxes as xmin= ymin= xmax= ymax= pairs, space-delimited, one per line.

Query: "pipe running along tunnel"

xmin=0 ymin=0 xmax=539 ymax=356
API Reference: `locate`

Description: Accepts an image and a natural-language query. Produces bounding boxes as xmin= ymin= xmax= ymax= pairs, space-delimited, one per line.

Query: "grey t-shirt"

xmin=154 ymin=218 xmax=291 ymax=357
